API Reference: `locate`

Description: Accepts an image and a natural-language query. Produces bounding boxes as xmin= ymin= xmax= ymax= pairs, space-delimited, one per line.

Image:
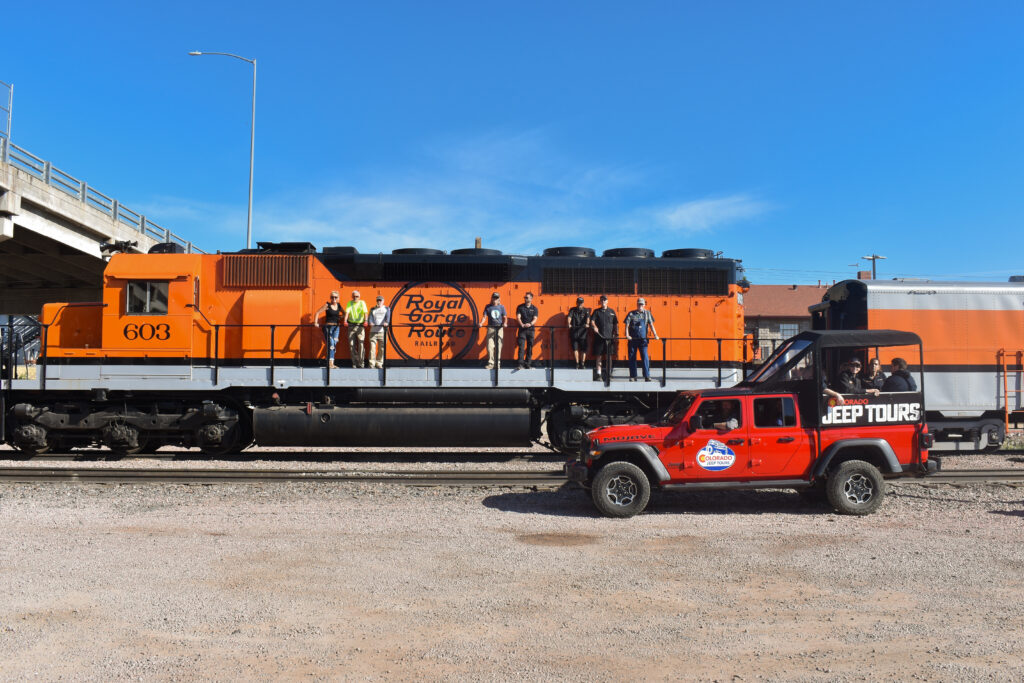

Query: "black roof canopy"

xmin=793 ymin=329 xmax=922 ymax=349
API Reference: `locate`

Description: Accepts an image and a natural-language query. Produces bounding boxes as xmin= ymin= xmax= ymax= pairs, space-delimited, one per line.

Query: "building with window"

xmin=744 ymin=284 xmax=830 ymax=361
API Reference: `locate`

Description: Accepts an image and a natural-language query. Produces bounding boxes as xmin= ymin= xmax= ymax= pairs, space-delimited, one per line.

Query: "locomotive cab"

xmin=42 ymin=254 xmax=202 ymax=360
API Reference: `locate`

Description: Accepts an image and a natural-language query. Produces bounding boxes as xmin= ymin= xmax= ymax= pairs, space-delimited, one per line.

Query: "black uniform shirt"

xmin=568 ymin=306 xmax=590 ymax=329
xmin=590 ymin=307 xmax=618 ymax=339
xmin=516 ymin=303 xmax=538 ymax=326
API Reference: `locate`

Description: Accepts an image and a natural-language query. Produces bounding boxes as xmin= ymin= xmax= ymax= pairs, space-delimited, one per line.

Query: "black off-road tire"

xmin=591 ymin=461 xmax=651 ymax=518
xmin=826 ymin=460 xmax=885 ymax=515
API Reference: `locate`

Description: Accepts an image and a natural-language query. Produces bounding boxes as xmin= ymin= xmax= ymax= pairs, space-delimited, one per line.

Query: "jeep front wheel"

xmin=826 ymin=460 xmax=884 ymax=515
xmin=591 ymin=462 xmax=651 ymax=518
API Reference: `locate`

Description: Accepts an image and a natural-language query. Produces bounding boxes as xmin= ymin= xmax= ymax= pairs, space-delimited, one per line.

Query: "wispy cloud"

xmin=652 ymin=195 xmax=774 ymax=233
xmin=142 ymin=130 xmax=772 ymax=255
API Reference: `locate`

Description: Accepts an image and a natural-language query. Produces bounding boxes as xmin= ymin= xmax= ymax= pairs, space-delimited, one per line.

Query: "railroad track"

xmin=897 ymin=469 xmax=1024 ymax=485
xmin=0 ymin=466 xmax=1022 ymax=487
xmin=0 ymin=467 xmax=566 ymax=486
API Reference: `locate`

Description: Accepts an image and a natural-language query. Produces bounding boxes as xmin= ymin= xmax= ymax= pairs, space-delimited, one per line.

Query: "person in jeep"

xmin=882 ymin=357 xmax=918 ymax=392
xmin=834 ymin=358 xmax=880 ymax=396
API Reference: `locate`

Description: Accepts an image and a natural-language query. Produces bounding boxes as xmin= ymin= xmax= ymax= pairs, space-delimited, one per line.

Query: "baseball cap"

xmin=599 ymin=295 xmax=608 ymax=301
xmin=637 ymin=297 xmax=646 ymax=305
xmin=576 ymin=296 xmax=584 ymax=303
xmin=491 ymin=292 xmax=500 ymax=298
xmin=376 ymin=295 xmax=384 ymax=301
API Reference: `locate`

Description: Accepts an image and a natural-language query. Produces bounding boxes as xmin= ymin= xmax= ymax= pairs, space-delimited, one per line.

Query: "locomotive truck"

xmin=1 ymin=242 xmax=752 ymax=456
xmin=567 ymin=329 xmax=936 ymax=517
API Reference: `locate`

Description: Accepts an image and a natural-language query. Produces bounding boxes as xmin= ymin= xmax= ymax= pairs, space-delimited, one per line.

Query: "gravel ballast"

xmin=1 ymin=476 xmax=1023 ymax=680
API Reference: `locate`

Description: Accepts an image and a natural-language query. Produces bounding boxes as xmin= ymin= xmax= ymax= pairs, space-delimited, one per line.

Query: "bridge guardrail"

xmin=0 ymin=137 xmax=202 ymax=254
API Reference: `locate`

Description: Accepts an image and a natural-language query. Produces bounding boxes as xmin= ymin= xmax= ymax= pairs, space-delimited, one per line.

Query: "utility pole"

xmin=862 ymin=254 xmax=886 ymax=280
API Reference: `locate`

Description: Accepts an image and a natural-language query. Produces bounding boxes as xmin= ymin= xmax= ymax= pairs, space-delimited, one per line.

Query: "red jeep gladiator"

xmin=566 ymin=330 xmax=938 ymax=517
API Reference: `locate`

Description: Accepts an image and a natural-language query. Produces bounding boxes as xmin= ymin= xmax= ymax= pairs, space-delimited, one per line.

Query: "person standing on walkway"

xmin=366 ymin=295 xmax=391 ymax=369
xmin=313 ymin=291 xmax=343 ymax=369
xmin=515 ymin=292 xmax=539 ymax=369
xmin=624 ymin=297 xmax=659 ymax=382
xmin=589 ymin=295 xmax=618 ymax=380
xmin=567 ymin=297 xmax=590 ymax=369
xmin=343 ymin=290 xmax=369 ymax=368
xmin=479 ymin=292 xmax=507 ymax=369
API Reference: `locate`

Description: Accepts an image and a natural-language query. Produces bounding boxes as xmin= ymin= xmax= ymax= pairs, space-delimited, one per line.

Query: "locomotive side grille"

xmin=542 ymin=268 xmax=635 ymax=294
xmin=223 ymin=255 xmax=310 ymax=288
xmin=380 ymin=263 xmax=513 ymax=282
xmin=638 ymin=268 xmax=729 ymax=296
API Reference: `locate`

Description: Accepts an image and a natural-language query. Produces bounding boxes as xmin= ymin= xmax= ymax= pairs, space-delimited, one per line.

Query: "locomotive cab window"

xmin=126 ymin=281 xmax=169 ymax=315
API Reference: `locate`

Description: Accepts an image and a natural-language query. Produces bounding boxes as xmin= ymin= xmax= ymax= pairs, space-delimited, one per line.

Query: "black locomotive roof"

xmin=310 ymin=245 xmax=743 ymax=291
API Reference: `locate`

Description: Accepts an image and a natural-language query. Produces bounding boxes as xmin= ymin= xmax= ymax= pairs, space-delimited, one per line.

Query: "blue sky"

xmin=3 ymin=1 xmax=1023 ymax=284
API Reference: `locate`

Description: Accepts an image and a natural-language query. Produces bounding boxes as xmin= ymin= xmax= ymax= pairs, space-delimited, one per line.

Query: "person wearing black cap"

xmin=589 ymin=295 xmax=618 ymax=379
xmin=515 ymin=292 xmax=539 ymax=369
xmin=567 ymin=296 xmax=590 ymax=369
xmin=624 ymin=297 xmax=659 ymax=381
xmin=479 ymin=292 xmax=507 ymax=369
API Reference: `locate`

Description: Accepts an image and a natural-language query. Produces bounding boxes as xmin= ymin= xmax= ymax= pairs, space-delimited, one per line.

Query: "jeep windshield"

xmin=747 ymin=338 xmax=814 ymax=384
xmin=661 ymin=393 xmax=697 ymax=425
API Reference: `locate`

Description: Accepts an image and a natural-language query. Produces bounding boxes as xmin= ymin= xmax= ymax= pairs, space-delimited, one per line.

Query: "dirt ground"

xmin=1 ymin=472 xmax=1023 ymax=681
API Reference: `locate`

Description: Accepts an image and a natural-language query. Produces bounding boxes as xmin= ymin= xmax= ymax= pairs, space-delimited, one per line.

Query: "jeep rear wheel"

xmin=826 ymin=460 xmax=884 ymax=515
xmin=591 ymin=462 xmax=651 ymax=518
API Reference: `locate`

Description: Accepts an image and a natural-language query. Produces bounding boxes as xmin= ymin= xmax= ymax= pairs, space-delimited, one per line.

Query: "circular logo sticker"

xmin=695 ymin=439 xmax=736 ymax=471
xmin=388 ymin=282 xmax=480 ymax=361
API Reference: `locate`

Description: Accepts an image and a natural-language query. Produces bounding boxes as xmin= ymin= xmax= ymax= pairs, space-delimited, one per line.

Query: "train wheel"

xmin=197 ymin=421 xmax=242 ymax=456
xmin=102 ymin=424 xmax=146 ymax=457
xmin=11 ymin=424 xmax=54 ymax=456
xmin=547 ymin=409 xmax=590 ymax=455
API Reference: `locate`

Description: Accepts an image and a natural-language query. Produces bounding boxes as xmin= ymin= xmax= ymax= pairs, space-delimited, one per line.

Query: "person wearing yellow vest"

xmin=343 ymin=290 xmax=369 ymax=368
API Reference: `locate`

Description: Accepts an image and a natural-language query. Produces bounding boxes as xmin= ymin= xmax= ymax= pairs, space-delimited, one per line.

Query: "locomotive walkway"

xmin=0 ymin=137 xmax=200 ymax=313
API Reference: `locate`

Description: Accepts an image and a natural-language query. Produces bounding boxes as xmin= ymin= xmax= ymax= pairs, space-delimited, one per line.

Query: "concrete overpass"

xmin=0 ymin=138 xmax=201 ymax=314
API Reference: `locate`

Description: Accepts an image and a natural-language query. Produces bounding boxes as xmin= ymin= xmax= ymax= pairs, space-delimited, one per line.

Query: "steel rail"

xmin=0 ymin=466 xmax=566 ymax=486
xmin=1 ymin=464 xmax=1021 ymax=487
xmin=895 ymin=469 xmax=1024 ymax=485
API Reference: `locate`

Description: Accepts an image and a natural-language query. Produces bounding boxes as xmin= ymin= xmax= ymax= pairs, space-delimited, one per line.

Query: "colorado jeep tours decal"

xmin=821 ymin=401 xmax=921 ymax=426
xmin=695 ymin=439 xmax=736 ymax=472
xmin=388 ymin=282 xmax=479 ymax=361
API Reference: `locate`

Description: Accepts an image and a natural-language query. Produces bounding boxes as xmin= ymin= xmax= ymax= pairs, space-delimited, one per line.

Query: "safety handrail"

xmin=0 ymin=137 xmax=202 ymax=254
xmin=9 ymin=315 xmax=751 ymax=391
xmin=191 ymin=321 xmax=748 ymax=388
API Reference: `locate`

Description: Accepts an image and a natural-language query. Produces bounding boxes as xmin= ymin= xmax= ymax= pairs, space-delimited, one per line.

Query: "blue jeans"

xmin=322 ymin=324 xmax=340 ymax=362
xmin=628 ymin=339 xmax=650 ymax=379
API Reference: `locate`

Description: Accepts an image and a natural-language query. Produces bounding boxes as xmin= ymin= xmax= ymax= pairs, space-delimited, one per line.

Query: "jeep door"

xmin=664 ymin=397 xmax=752 ymax=480
xmin=747 ymin=395 xmax=816 ymax=478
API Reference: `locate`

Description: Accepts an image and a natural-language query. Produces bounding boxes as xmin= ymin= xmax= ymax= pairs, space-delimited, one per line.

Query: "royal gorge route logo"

xmin=388 ymin=282 xmax=480 ymax=360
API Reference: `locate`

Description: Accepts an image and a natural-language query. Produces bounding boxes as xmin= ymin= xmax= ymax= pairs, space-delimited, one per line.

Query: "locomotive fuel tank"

xmin=253 ymin=405 xmax=532 ymax=447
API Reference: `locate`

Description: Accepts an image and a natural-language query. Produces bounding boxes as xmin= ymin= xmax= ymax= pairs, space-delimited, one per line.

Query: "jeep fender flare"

xmin=812 ymin=438 xmax=902 ymax=479
xmin=595 ymin=442 xmax=671 ymax=483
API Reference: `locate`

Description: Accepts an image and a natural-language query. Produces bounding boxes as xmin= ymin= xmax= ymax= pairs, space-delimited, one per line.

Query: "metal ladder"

xmin=997 ymin=348 xmax=1023 ymax=433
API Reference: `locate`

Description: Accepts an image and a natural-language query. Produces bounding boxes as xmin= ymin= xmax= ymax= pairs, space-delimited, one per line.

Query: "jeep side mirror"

xmin=689 ymin=415 xmax=703 ymax=432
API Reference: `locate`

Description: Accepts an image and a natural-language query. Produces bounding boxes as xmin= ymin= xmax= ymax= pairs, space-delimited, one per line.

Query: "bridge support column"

xmin=0 ymin=187 xmax=18 ymax=242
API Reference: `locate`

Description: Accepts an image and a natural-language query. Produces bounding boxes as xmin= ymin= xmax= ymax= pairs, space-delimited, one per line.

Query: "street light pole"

xmin=861 ymin=253 xmax=886 ymax=280
xmin=189 ymin=51 xmax=256 ymax=250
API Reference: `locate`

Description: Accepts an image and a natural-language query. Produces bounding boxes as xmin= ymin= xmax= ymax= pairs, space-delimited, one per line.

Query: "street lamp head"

xmin=188 ymin=51 xmax=202 ymax=56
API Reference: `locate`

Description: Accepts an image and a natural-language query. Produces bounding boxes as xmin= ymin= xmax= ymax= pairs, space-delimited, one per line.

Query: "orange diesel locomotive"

xmin=3 ymin=243 xmax=750 ymax=455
